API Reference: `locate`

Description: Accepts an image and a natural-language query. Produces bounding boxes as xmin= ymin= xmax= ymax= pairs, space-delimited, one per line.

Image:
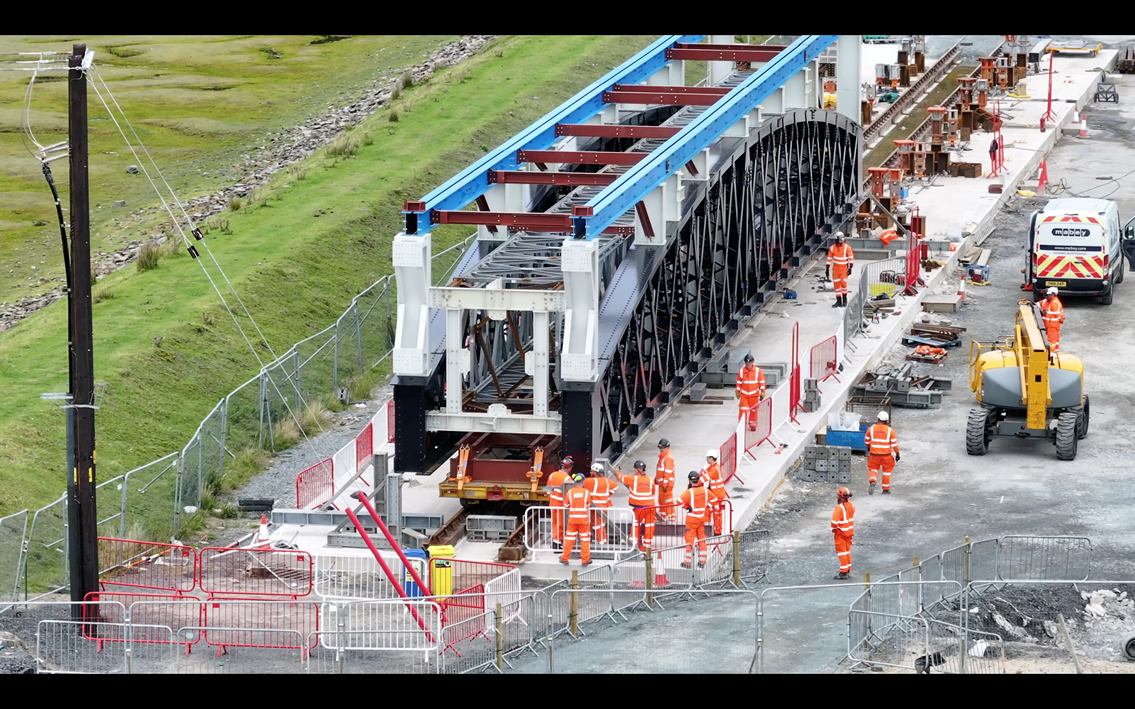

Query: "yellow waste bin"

xmin=428 ymin=545 xmax=455 ymax=596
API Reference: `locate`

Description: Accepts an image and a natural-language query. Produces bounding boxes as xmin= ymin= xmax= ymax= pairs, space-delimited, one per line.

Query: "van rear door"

xmin=1033 ymin=214 xmax=1108 ymax=289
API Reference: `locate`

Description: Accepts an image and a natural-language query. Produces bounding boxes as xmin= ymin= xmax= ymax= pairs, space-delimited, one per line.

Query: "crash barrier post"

xmin=546 ymin=587 xmax=760 ymax=673
xmin=295 ymin=458 xmax=334 ymax=510
xmin=523 ymin=506 xmax=637 ymax=553
xmin=314 ymin=552 xmax=429 ymax=602
xmin=809 ymin=335 xmax=840 ymax=387
xmin=200 ymin=598 xmax=321 ymax=658
xmin=744 ymin=396 xmax=775 ymax=455
xmin=197 ymin=547 xmax=314 ymax=598
xmin=96 ymin=537 xmax=197 ymax=594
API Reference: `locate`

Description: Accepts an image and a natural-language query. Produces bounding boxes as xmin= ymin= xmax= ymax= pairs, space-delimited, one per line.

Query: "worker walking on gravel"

xmin=826 ymin=231 xmax=854 ymax=308
xmin=864 ymin=410 xmax=900 ymax=495
xmin=546 ymin=457 xmax=573 ymax=549
xmin=831 ymin=487 xmax=855 ymax=580
xmin=1039 ymin=287 xmax=1065 ymax=352
xmin=560 ymin=473 xmax=593 ymax=566
xmin=616 ymin=460 xmax=657 ymax=551
xmin=699 ymin=450 xmax=728 ymax=536
xmin=584 ymin=463 xmax=617 ymax=545
xmin=735 ymin=354 xmax=767 ymax=430
xmin=678 ymin=471 xmax=711 ymax=569
xmin=655 ymin=439 xmax=677 ymax=523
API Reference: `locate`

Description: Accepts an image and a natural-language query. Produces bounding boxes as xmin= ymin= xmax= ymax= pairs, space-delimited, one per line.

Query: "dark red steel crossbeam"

xmin=602 ymin=90 xmax=722 ymax=106
xmin=554 ymin=124 xmax=682 ymax=139
xmin=431 ymin=209 xmax=633 ymax=235
xmin=516 ymin=149 xmax=647 ymax=165
xmin=609 ymin=84 xmax=732 ymax=95
xmin=665 ymin=43 xmax=788 ymax=62
xmin=488 ymin=170 xmax=620 ymax=186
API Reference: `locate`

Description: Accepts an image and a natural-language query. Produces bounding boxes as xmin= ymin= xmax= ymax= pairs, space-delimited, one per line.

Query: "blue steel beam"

xmin=401 ymin=34 xmax=705 ymax=234
xmin=572 ymin=35 xmax=839 ymax=240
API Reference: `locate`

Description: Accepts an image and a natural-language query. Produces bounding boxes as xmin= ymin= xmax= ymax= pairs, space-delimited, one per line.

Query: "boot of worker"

xmin=882 ymin=470 xmax=892 ymax=494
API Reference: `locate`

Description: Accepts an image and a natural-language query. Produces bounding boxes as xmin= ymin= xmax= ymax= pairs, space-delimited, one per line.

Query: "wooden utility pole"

xmin=66 ymin=43 xmax=98 ymax=614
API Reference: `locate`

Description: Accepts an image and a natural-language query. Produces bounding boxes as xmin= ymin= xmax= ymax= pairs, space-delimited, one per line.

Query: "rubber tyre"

xmin=1077 ymin=394 xmax=1090 ymax=440
xmin=1116 ymin=259 xmax=1125 ymax=285
xmin=1033 ymin=289 xmax=1045 ymax=303
xmin=966 ymin=408 xmax=991 ymax=456
xmin=1101 ymin=286 xmax=1114 ymax=305
xmin=1055 ymin=411 xmax=1079 ymax=461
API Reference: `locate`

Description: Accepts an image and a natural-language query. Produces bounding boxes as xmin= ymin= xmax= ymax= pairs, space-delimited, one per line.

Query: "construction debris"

xmin=854 ymin=361 xmax=952 ymax=408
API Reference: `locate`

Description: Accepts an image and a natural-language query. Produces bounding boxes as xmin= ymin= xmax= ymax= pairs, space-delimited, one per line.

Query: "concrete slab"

xmin=922 ymin=294 xmax=961 ymax=312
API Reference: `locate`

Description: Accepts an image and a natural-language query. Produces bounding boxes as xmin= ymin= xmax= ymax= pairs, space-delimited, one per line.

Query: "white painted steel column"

xmin=709 ymin=35 xmax=734 ymax=85
xmin=532 ymin=311 xmax=550 ymax=416
xmin=393 ymin=232 xmax=431 ymax=376
xmin=784 ymin=70 xmax=807 ymax=110
xmin=836 ymin=35 xmax=862 ymax=123
xmin=445 ymin=308 xmax=463 ymax=413
xmin=560 ymin=239 xmax=599 ymax=382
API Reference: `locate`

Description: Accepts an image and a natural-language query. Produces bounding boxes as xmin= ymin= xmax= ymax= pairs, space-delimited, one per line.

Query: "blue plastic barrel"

xmin=900 ymin=188 xmax=909 ymax=199
xmin=402 ymin=549 xmax=428 ymax=597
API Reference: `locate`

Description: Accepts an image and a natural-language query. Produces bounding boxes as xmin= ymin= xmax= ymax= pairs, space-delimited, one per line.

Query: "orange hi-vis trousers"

xmin=591 ymin=509 xmax=609 ymax=545
xmin=551 ymin=507 xmax=564 ymax=543
xmin=739 ymin=396 xmax=760 ymax=427
xmin=684 ymin=517 xmax=708 ymax=566
xmin=1045 ymin=323 xmax=1061 ymax=352
xmin=561 ymin=520 xmax=591 ymax=563
xmin=868 ymin=454 xmax=896 ymax=491
xmin=831 ymin=266 xmax=849 ymax=297
xmin=631 ymin=505 xmax=656 ymax=550
xmin=835 ymin=533 xmax=852 ymax=573
xmin=656 ymin=491 xmax=676 ymax=522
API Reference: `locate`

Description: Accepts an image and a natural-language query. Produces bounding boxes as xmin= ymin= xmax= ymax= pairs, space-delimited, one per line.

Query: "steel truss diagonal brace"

xmin=560 ymin=239 xmax=600 ymax=382
xmin=393 ymin=233 xmax=432 ymax=376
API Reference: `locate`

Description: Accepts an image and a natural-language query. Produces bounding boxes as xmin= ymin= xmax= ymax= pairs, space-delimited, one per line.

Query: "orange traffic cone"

xmin=1038 ymin=160 xmax=1048 ymax=196
xmin=1072 ymin=106 xmax=1079 ymax=124
xmin=653 ymin=552 xmax=669 ymax=588
xmin=1080 ymin=114 xmax=1088 ymax=138
xmin=257 ymin=513 xmax=270 ymax=545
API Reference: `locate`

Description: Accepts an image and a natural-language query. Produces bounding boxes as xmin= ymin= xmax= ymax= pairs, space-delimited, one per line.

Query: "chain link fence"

xmin=3 ymin=234 xmax=476 ymax=601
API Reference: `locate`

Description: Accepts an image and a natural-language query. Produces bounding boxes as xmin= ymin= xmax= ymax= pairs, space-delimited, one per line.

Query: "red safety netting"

xmin=295 ymin=458 xmax=334 ymax=509
xmin=809 ymin=335 xmax=840 ymax=387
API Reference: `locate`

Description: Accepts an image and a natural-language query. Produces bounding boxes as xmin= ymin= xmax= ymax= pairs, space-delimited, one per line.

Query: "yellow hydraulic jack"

xmin=526 ymin=446 xmax=544 ymax=495
xmin=455 ymin=444 xmax=470 ymax=492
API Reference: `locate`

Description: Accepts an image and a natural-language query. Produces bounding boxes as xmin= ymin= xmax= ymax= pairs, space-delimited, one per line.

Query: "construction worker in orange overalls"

xmin=1039 ymin=287 xmax=1065 ymax=352
xmin=677 ymin=471 xmax=710 ymax=569
xmin=826 ymin=231 xmax=854 ymax=308
xmin=560 ymin=473 xmax=592 ymax=566
xmin=655 ymin=439 xmax=677 ymax=523
xmin=864 ymin=410 xmax=900 ymax=496
xmin=831 ymin=487 xmax=855 ymax=580
xmin=699 ymin=450 xmax=728 ymax=536
xmin=583 ymin=463 xmax=617 ymax=545
xmin=616 ymin=460 xmax=656 ymax=552
xmin=546 ymin=456 xmax=573 ymax=549
xmin=735 ymin=353 xmax=767 ymax=430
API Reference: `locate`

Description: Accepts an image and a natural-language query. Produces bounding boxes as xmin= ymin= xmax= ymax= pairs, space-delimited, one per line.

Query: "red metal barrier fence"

xmin=809 ymin=335 xmax=840 ymax=386
xmin=387 ymin=399 xmax=396 ymax=443
xmin=790 ymin=321 xmax=802 ymax=423
xmin=355 ymin=422 xmax=374 ymax=474
xmin=198 ymin=547 xmax=314 ymax=598
xmin=202 ymin=598 xmax=321 ymax=656
xmin=719 ymin=432 xmax=737 ymax=486
xmin=84 ymin=592 xmax=203 ymax=651
xmin=97 ymin=537 xmax=197 ymax=593
xmin=744 ymin=396 xmax=774 ymax=454
xmin=295 ymin=457 xmax=334 ymax=510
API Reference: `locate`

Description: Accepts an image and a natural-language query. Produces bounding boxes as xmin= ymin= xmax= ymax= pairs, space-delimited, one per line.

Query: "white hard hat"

xmin=877 ymin=410 xmax=889 ymax=422
xmin=590 ymin=463 xmax=604 ymax=472
xmin=835 ymin=231 xmax=846 ymax=240
xmin=706 ymin=449 xmax=718 ymax=459
xmin=1047 ymin=287 xmax=1058 ymax=295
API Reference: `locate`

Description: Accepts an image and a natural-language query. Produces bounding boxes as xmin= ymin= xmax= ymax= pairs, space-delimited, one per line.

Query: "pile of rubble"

xmin=0 ymin=35 xmax=497 ymax=334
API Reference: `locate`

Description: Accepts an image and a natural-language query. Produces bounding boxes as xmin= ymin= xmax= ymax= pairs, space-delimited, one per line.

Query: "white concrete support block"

xmin=532 ymin=311 xmax=550 ymax=417
xmin=762 ymin=86 xmax=785 ymax=115
xmin=635 ymin=185 xmax=666 ymax=246
xmin=724 ymin=115 xmax=749 ymax=138
xmin=836 ymin=34 xmax=862 ymax=123
xmin=393 ymin=232 xmax=432 ymax=376
xmin=560 ymin=239 xmax=599 ymax=382
xmin=445 ymin=308 xmax=463 ymax=414
xmin=663 ymin=174 xmax=681 ymax=225
xmin=681 ymin=148 xmax=710 ymax=182
xmin=709 ymin=35 xmax=734 ymax=86
xmin=785 ymin=70 xmax=807 ymax=110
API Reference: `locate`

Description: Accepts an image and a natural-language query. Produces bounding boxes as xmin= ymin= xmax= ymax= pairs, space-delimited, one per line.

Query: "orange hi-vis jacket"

xmin=547 ymin=470 xmax=570 ymax=508
xmin=679 ymin=487 xmax=710 ymax=522
xmin=583 ymin=476 xmax=617 ymax=508
xmin=864 ymin=423 xmax=899 ymax=457
xmin=655 ymin=451 xmax=676 ymax=493
xmin=831 ymin=501 xmax=855 ymax=537
xmin=699 ymin=462 xmax=726 ymax=499
xmin=566 ymin=486 xmax=592 ymax=522
xmin=736 ymin=364 xmax=767 ymax=398
xmin=616 ymin=470 xmax=656 ymax=506
xmin=1040 ymin=296 xmax=1064 ymax=326
xmin=827 ymin=242 xmax=854 ymax=272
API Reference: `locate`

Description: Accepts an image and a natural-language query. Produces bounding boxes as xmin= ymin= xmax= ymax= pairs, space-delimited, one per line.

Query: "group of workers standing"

xmin=547 ymin=441 xmax=730 ymax=569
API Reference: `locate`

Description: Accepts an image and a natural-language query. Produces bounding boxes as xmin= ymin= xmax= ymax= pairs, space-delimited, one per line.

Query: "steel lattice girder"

xmin=580 ymin=109 xmax=861 ymax=462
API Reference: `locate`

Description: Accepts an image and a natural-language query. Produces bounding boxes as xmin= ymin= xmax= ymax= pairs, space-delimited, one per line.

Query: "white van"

xmin=1026 ymin=198 xmax=1128 ymax=305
